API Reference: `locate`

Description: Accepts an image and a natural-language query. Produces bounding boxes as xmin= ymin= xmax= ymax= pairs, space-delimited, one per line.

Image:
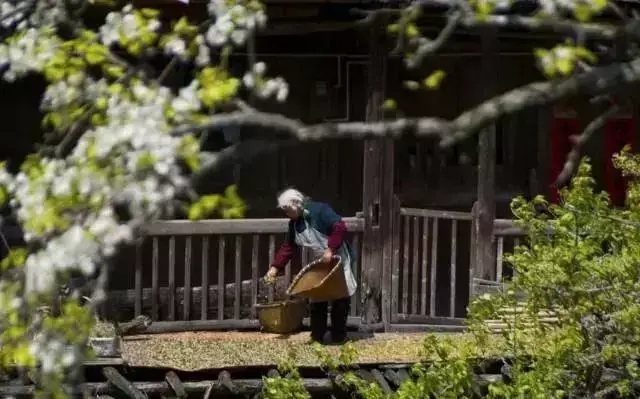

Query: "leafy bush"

xmin=264 ymin=153 xmax=640 ymax=398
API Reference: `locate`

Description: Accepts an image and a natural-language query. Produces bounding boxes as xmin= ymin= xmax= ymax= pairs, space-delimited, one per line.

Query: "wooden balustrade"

xmin=393 ymin=208 xmax=471 ymax=322
xmin=393 ymin=208 xmax=527 ymax=323
xmin=107 ymin=217 xmax=364 ymax=330
xmin=105 ymin=209 xmax=529 ymax=332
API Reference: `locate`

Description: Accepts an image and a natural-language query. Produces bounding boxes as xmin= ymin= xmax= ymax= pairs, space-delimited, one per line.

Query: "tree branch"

xmin=441 ymin=55 xmax=640 ymax=146
xmin=191 ymin=139 xmax=299 ymax=185
xmin=171 ymin=111 xmax=448 ymax=141
xmin=175 ymin=54 xmax=640 ymax=152
xmin=460 ymin=15 xmax=619 ymax=41
xmin=554 ymin=104 xmax=620 ymax=186
xmin=405 ymin=11 xmax=461 ymax=69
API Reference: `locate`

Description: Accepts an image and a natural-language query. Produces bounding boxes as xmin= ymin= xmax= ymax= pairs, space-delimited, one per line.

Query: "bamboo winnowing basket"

xmin=286 ymin=256 xmax=349 ymax=302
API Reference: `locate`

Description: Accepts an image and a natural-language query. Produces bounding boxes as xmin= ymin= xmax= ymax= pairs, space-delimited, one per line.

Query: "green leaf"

xmin=423 ymin=70 xmax=446 ymax=90
xmin=383 ymin=98 xmax=397 ymax=110
xmin=44 ymin=66 xmax=65 ymax=82
xmin=574 ymin=46 xmax=597 ymax=63
xmin=47 ymin=112 xmax=63 ymax=129
xmin=573 ymin=4 xmax=592 ymax=22
xmin=403 ymin=80 xmax=420 ymax=90
xmin=386 ymin=23 xmax=400 ymax=34
xmin=556 ymin=57 xmax=574 ymax=75
xmin=103 ymin=64 xmax=126 ymax=78
xmin=140 ymin=8 xmax=160 ymax=18
xmin=405 ymin=23 xmax=420 ymax=38
xmin=188 ymin=203 xmax=203 ymax=220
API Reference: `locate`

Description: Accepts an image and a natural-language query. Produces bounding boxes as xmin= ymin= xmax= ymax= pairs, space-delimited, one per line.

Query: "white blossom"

xmin=164 ymin=37 xmax=187 ymax=58
xmin=204 ymin=0 xmax=267 ymax=47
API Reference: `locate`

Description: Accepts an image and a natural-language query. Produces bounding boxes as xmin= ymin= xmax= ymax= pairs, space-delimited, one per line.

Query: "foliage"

xmin=90 ymin=320 xmax=117 ymax=338
xmin=261 ymin=156 xmax=640 ymax=398
xmin=258 ymin=153 xmax=640 ymax=399
xmin=262 ymin=347 xmax=310 ymax=399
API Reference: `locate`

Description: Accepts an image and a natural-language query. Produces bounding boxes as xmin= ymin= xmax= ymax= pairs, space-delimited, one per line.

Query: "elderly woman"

xmin=265 ymin=188 xmax=357 ymax=344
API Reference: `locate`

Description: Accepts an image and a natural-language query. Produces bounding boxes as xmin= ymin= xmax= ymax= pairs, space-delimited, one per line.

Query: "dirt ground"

xmin=121 ymin=331 xmax=447 ymax=371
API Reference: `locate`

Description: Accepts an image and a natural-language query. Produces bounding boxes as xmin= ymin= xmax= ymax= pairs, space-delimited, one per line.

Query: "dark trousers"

xmin=309 ymin=297 xmax=350 ymax=343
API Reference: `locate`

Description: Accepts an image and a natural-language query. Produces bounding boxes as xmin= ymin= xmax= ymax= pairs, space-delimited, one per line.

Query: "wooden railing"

xmin=393 ymin=207 xmax=472 ymax=324
xmin=393 ymin=207 xmax=527 ymax=323
xmin=105 ymin=208 xmax=526 ymax=332
xmin=493 ymin=219 xmax=525 ymax=283
xmin=470 ymin=218 xmax=526 ymax=297
xmin=106 ymin=217 xmax=364 ymax=332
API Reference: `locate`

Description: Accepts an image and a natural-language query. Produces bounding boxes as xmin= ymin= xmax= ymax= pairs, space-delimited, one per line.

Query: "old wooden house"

xmin=1 ymin=0 xmax=637 ymax=333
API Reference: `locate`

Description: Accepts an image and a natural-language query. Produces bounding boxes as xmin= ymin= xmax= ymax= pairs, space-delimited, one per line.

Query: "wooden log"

xmin=0 ymin=379 xmax=334 ymax=396
xmin=117 ymin=315 xmax=152 ymax=336
xmin=383 ymin=370 xmax=403 ymax=388
xmin=354 ymin=369 xmax=376 ymax=384
xmin=395 ymin=369 xmax=410 ymax=385
xmin=102 ymin=367 xmax=146 ymax=399
xmin=165 ymin=371 xmax=187 ymax=399
xmin=218 ymin=370 xmax=238 ymax=394
xmin=203 ymin=382 xmax=214 ymax=399
xmin=139 ymin=315 xmax=365 ymax=334
xmin=107 ymin=277 xmax=291 ymax=321
xmin=0 ymin=374 xmax=504 ymax=396
xmin=371 ymin=369 xmax=393 ymax=393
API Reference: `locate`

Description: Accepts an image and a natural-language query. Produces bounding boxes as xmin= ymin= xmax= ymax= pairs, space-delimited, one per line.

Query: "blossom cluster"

xmin=242 ymin=61 xmax=289 ymax=102
xmin=0 ymin=0 xmax=273 ymax=387
xmin=99 ymin=4 xmax=161 ymax=48
xmin=205 ymin=0 xmax=267 ymax=47
xmin=3 ymin=81 xmax=195 ymax=295
xmin=0 ymin=27 xmax=60 ymax=81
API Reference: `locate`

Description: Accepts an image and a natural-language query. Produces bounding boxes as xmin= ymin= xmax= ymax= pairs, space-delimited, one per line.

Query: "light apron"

xmin=294 ymin=219 xmax=358 ymax=302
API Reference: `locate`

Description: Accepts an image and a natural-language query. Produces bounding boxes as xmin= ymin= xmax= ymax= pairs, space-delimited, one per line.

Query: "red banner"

xmin=603 ymin=117 xmax=636 ymax=206
xmin=549 ymin=117 xmax=581 ymax=203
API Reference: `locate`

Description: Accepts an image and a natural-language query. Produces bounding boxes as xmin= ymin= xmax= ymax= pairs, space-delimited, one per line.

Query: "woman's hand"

xmin=264 ymin=266 xmax=279 ymax=284
xmin=321 ymin=249 xmax=333 ymax=264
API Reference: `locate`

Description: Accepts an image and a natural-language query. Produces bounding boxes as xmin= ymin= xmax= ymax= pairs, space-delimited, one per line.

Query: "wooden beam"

xmin=140 ymin=217 xmax=363 ymax=236
xmin=361 ymin=18 xmax=391 ymax=326
xmin=473 ymin=28 xmax=498 ymax=283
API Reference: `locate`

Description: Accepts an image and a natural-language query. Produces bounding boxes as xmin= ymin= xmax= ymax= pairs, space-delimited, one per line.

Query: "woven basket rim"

xmin=254 ymin=298 xmax=306 ymax=309
xmin=286 ymin=255 xmax=342 ymax=295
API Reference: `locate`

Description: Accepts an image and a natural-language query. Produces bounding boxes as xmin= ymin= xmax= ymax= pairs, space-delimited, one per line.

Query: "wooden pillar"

xmin=361 ymin=20 xmax=392 ymax=327
xmin=473 ymin=29 xmax=497 ymax=283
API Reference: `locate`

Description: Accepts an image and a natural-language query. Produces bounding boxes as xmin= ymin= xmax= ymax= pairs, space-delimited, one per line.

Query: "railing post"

xmin=469 ymin=201 xmax=479 ymax=300
xmin=361 ymin=16 xmax=390 ymax=328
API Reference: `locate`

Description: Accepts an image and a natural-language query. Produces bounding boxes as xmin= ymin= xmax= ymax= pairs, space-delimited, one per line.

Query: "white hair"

xmin=277 ymin=188 xmax=306 ymax=209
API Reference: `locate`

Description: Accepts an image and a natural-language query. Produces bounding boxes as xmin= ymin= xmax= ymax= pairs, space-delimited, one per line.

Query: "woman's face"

xmin=282 ymin=206 xmax=301 ymax=220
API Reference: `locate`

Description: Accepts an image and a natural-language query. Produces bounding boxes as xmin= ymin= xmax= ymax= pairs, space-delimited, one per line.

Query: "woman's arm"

xmin=327 ymin=220 xmax=348 ymax=251
xmin=271 ymin=240 xmax=296 ymax=269
xmin=270 ymin=221 xmax=297 ymax=269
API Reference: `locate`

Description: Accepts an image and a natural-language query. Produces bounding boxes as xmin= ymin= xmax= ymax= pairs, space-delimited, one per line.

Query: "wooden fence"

xmin=105 ymin=208 xmax=526 ymax=332
xmin=106 ymin=218 xmax=364 ymax=332
xmin=391 ymin=207 xmax=525 ymax=326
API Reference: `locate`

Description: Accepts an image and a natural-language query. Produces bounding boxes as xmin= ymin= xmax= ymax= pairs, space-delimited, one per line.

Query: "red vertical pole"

xmin=603 ymin=115 xmax=636 ymax=206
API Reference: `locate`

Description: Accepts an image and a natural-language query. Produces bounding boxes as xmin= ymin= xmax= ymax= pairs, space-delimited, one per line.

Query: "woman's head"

xmin=277 ymin=188 xmax=306 ymax=219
